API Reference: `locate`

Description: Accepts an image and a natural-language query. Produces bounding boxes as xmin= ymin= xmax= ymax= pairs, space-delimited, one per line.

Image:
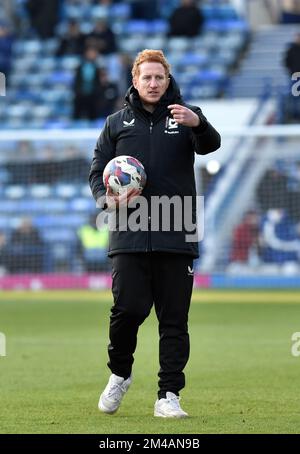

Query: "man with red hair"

xmin=89 ymin=49 xmax=220 ymax=417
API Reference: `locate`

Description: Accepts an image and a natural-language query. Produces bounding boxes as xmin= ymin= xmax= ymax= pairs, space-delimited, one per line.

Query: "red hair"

xmin=131 ymin=49 xmax=171 ymax=79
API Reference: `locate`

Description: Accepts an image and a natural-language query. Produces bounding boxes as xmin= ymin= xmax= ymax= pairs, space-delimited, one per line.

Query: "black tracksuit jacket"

xmin=89 ymin=76 xmax=221 ymax=258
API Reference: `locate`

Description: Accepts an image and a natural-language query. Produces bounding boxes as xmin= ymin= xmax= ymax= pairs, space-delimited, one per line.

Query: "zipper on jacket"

xmin=149 ymin=120 xmax=153 ymax=134
xmin=147 ymin=215 xmax=152 ymax=252
xmin=147 ymin=118 xmax=153 ymax=251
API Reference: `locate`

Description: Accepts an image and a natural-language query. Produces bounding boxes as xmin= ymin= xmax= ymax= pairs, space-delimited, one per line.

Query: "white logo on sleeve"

xmin=187 ymin=266 xmax=194 ymax=276
xmin=123 ymin=119 xmax=135 ymax=127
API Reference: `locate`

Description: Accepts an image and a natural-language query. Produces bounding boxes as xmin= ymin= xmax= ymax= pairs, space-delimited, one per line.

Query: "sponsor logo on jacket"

xmin=123 ymin=119 xmax=135 ymax=127
xmin=164 ymin=117 xmax=179 ymax=134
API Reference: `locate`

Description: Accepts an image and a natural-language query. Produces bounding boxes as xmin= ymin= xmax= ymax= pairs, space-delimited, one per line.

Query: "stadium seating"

xmin=0 ymin=1 xmax=248 ymax=129
xmin=226 ymin=25 xmax=298 ymax=98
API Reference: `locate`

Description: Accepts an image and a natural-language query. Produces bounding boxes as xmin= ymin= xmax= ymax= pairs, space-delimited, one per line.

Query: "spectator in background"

xmin=0 ymin=22 xmax=14 ymax=79
xmin=26 ymin=0 xmax=60 ymax=39
xmin=257 ymin=169 xmax=289 ymax=212
xmin=117 ymin=53 xmax=133 ymax=98
xmin=130 ymin=0 xmax=159 ymax=20
xmin=93 ymin=0 xmax=115 ymax=5
xmin=284 ymin=32 xmax=300 ymax=76
xmin=61 ymin=145 xmax=90 ymax=182
xmin=56 ymin=20 xmax=86 ymax=57
xmin=230 ymin=210 xmax=260 ymax=264
xmin=85 ymin=20 xmax=117 ymax=55
xmin=282 ymin=33 xmax=300 ymax=122
xmin=168 ymin=0 xmax=204 ymax=38
xmin=96 ymin=68 xmax=119 ymax=118
xmin=1 ymin=0 xmax=18 ymax=28
xmin=281 ymin=0 xmax=300 ymax=23
xmin=10 ymin=218 xmax=45 ymax=273
xmin=285 ymin=161 xmax=300 ymax=221
xmin=73 ymin=47 xmax=101 ymax=121
xmin=77 ymin=214 xmax=109 ymax=271
xmin=14 ymin=140 xmax=36 ymax=161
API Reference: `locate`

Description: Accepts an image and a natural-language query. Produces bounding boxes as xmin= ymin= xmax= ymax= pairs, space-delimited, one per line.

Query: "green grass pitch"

xmin=0 ymin=290 xmax=300 ymax=434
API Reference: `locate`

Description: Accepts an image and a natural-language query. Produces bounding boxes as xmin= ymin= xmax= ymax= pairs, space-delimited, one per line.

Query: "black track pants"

xmin=107 ymin=252 xmax=194 ymax=397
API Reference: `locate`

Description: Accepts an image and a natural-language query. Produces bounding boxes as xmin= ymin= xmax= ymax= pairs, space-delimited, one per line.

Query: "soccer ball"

xmin=103 ymin=155 xmax=147 ymax=195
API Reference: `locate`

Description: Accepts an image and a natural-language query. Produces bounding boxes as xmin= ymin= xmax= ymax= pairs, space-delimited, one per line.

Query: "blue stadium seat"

xmin=34 ymin=214 xmax=86 ymax=228
xmin=21 ymin=199 xmax=68 ymax=212
xmin=69 ymin=198 xmax=95 ymax=212
xmin=44 ymin=120 xmax=72 ymax=129
xmin=202 ymin=5 xmax=239 ymax=21
xmin=9 ymin=73 xmax=29 ymax=88
xmin=92 ymin=118 xmax=106 ymax=129
xmin=83 ymin=248 xmax=107 ymax=266
xmin=91 ymin=5 xmax=109 ymax=21
xmin=222 ymin=20 xmax=249 ymax=33
xmin=59 ymin=56 xmax=80 ymax=71
xmin=0 ymin=200 xmax=19 ymax=213
xmin=39 ymin=88 xmax=70 ymax=104
xmin=9 ymin=90 xmax=40 ymax=103
xmin=37 ymin=57 xmax=57 ymax=72
xmin=167 ymin=52 xmax=188 ymax=67
xmin=52 ymin=104 xmax=72 ymax=118
xmin=11 ymin=57 xmax=37 ymax=72
xmin=0 ymin=214 xmax=12 ymax=229
xmin=30 ymin=106 xmax=53 ymax=121
xmin=210 ymin=50 xmax=236 ymax=67
xmin=4 ymin=185 xmax=27 ymax=199
xmin=0 ymin=167 xmax=9 ymax=184
xmin=43 ymin=38 xmax=59 ymax=54
xmin=124 ymin=20 xmax=150 ymax=35
xmin=118 ymin=37 xmax=145 ymax=54
xmin=179 ymin=53 xmax=208 ymax=67
xmin=17 ymin=73 xmax=48 ymax=88
xmin=110 ymin=3 xmax=131 ymax=21
xmin=218 ymin=5 xmax=239 ymax=20
xmin=7 ymin=105 xmax=32 ymax=121
xmin=54 ymin=184 xmax=78 ymax=198
xmin=168 ymin=37 xmax=192 ymax=52
xmin=42 ymin=239 xmax=77 ymax=271
xmin=151 ymin=19 xmax=169 ymax=34
xmin=63 ymin=4 xmax=88 ymax=20
xmin=140 ymin=36 xmax=166 ymax=51
xmin=79 ymin=21 xmax=94 ymax=34
xmin=217 ymin=33 xmax=245 ymax=51
xmin=201 ymin=5 xmax=216 ymax=20
xmin=29 ymin=185 xmax=52 ymax=198
xmin=46 ymin=71 xmax=74 ymax=87
xmin=188 ymin=84 xmax=220 ymax=99
xmin=204 ymin=19 xmax=248 ymax=33
xmin=72 ymin=119 xmax=92 ymax=129
xmin=21 ymin=40 xmax=43 ymax=54
xmin=42 ymin=228 xmax=77 ymax=243
xmin=193 ymin=69 xmax=225 ymax=83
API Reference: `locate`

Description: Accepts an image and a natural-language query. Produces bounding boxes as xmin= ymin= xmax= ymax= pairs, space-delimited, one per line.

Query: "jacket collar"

xmin=124 ymin=75 xmax=183 ymax=120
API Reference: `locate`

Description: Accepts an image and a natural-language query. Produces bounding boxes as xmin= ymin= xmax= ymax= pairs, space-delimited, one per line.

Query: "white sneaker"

xmin=154 ymin=392 xmax=188 ymax=418
xmin=98 ymin=374 xmax=132 ymax=414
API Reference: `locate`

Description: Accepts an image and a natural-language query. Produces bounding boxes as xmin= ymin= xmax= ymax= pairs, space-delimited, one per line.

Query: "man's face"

xmin=133 ymin=61 xmax=170 ymax=106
